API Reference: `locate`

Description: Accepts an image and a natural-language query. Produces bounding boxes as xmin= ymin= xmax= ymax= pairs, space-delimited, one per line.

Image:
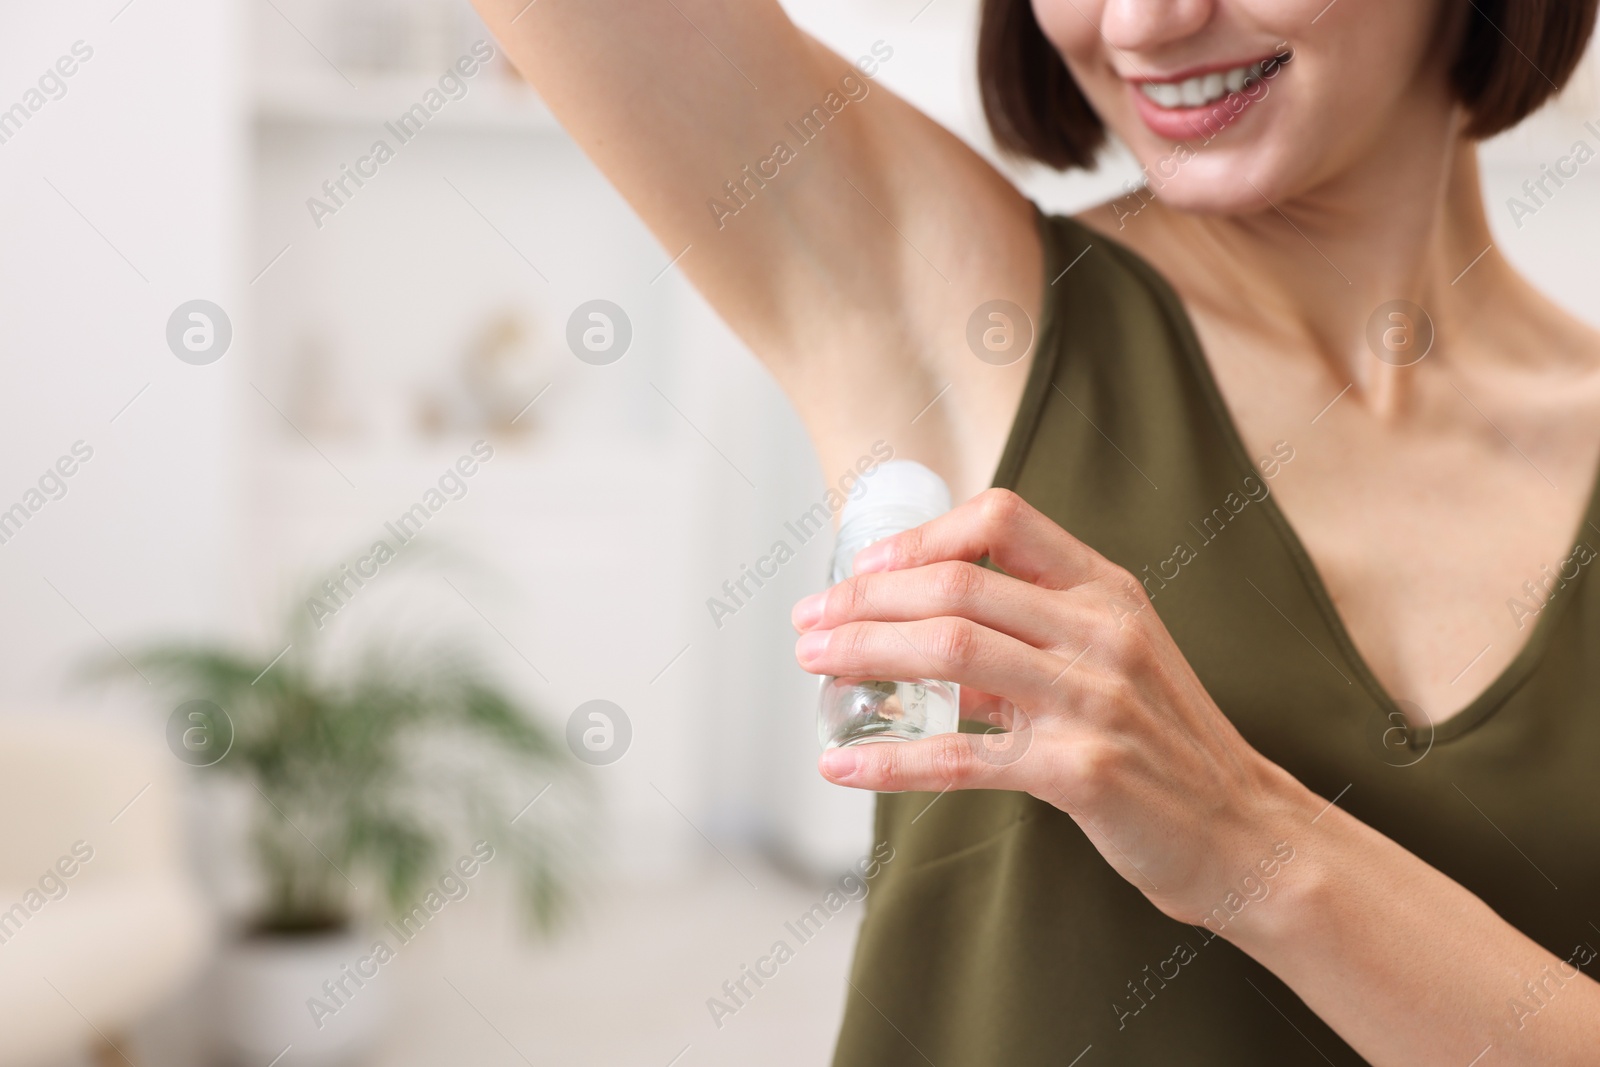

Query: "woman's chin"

xmin=1115 ymin=135 xmax=1310 ymax=220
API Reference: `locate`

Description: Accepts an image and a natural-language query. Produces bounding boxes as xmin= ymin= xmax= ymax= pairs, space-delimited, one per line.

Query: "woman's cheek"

xmin=1030 ymin=0 xmax=1104 ymax=67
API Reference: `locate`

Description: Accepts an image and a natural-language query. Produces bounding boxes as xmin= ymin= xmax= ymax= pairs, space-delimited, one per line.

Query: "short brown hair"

xmin=979 ymin=0 xmax=1599 ymax=169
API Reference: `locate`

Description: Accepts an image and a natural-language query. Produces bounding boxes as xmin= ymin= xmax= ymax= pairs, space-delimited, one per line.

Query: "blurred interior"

xmin=3 ymin=1 xmax=1600 ymax=1063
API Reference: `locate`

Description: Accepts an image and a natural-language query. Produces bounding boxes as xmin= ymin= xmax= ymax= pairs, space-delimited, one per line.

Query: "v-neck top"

xmin=830 ymin=210 xmax=1600 ymax=1066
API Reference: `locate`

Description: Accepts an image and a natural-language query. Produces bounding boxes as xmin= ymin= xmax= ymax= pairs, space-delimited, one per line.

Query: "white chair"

xmin=0 ymin=716 xmax=212 ymax=1066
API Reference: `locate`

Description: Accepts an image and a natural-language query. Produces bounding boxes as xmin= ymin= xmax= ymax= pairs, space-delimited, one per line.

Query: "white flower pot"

xmin=213 ymin=927 xmax=393 ymax=1067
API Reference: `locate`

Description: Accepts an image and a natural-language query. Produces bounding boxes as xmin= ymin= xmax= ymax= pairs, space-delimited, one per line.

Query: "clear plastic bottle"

xmin=816 ymin=461 xmax=960 ymax=749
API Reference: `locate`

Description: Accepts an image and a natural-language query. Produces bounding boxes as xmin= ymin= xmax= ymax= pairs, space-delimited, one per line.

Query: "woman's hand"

xmin=792 ymin=488 xmax=1316 ymax=927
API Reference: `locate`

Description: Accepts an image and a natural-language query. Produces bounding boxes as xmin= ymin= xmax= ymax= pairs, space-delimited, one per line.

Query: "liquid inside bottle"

xmin=818 ymin=676 xmax=959 ymax=749
xmin=815 ymin=461 xmax=959 ymax=749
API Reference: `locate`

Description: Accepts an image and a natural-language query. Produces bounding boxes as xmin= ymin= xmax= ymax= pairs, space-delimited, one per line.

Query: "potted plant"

xmin=96 ymin=588 xmax=584 ymax=1066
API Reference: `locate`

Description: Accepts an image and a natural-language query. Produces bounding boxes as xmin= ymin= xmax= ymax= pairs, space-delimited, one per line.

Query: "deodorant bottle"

xmin=816 ymin=461 xmax=960 ymax=749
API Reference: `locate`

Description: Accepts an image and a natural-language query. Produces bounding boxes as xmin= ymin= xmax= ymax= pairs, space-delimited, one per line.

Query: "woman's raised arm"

xmin=472 ymin=0 xmax=1041 ymax=460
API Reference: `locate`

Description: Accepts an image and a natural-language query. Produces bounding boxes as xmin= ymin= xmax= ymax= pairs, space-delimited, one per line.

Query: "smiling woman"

xmin=979 ymin=0 xmax=1595 ymax=169
xmin=474 ymin=0 xmax=1600 ymax=1063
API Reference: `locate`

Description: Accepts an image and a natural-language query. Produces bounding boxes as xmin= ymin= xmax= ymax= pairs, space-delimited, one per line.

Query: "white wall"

xmin=0 ymin=0 xmax=243 ymax=715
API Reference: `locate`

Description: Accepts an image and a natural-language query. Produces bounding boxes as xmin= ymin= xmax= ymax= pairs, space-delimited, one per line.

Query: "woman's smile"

xmin=1126 ymin=48 xmax=1293 ymax=141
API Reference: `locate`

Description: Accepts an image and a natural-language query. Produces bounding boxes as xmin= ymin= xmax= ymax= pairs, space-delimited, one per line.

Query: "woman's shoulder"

xmin=1468 ymin=255 xmax=1600 ymax=384
xmin=1021 ymin=197 xmax=1196 ymax=328
xmin=1071 ymin=193 xmax=1163 ymax=240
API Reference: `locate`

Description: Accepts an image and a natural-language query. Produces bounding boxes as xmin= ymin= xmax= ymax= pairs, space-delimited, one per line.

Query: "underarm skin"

xmin=470 ymin=0 xmax=1042 ymax=498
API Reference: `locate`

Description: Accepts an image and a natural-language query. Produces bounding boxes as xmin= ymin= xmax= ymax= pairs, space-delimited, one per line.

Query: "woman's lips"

xmin=1127 ymin=50 xmax=1291 ymax=142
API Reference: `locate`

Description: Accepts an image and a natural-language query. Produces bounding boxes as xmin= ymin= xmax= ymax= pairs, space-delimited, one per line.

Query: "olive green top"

xmin=831 ymin=211 xmax=1600 ymax=1065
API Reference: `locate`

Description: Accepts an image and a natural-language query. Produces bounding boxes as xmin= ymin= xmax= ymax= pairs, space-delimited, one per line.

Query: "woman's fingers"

xmin=851 ymin=488 xmax=1108 ymax=590
xmin=792 ymin=559 xmax=1086 ymax=650
xmin=959 ymin=686 xmax=1010 ymax=720
xmin=963 ymin=690 xmax=1028 ymax=731
xmin=818 ymin=730 xmax=1032 ymax=793
xmin=795 ymin=616 xmax=1060 ymax=707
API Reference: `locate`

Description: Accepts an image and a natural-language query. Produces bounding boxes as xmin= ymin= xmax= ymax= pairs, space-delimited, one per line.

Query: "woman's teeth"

xmin=1139 ymin=59 xmax=1272 ymax=109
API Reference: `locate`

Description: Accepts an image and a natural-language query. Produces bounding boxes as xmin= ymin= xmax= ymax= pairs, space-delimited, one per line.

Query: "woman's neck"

xmin=1112 ymin=111 xmax=1524 ymax=415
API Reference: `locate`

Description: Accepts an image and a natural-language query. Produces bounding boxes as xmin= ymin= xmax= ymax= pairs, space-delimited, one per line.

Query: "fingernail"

xmin=820 ymin=747 xmax=859 ymax=779
xmin=796 ymin=630 xmax=830 ymax=663
xmin=853 ymin=542 xmax=892 ymax=574
xmin=792 ymin=592 xmax=825 ymax=630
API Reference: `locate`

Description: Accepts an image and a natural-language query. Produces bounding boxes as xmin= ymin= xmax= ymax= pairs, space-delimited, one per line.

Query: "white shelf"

xmin=253 ymin=72 xmax=562 ymax=134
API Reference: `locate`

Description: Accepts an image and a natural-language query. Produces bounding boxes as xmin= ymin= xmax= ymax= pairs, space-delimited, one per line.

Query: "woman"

xmin=476 ymin=0 xmax=1600 ymax=1062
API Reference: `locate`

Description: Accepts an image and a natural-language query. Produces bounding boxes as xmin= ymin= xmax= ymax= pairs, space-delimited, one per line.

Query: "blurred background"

xmin=1 ymin=1 xmax=1599 ymax=1064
